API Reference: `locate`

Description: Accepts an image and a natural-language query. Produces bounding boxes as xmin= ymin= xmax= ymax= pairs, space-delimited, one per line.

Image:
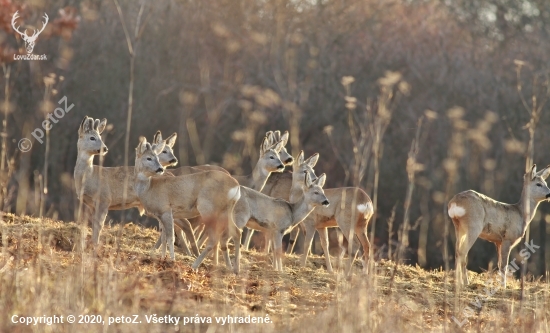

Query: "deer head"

xmin=12 ymin=11 xmax=49 ymax=54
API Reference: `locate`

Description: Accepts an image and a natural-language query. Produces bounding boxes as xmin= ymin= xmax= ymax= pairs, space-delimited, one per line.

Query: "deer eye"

xmin=163 ymin=151 xmax=167 ymax=154
xmin=537 ymin=183 xmax=543 ymax=187
xmin=90 ymin=137 xmax=96 ymax=141
xmin=303 ymin=170 xmax=307 ymax=174
xmin=146 ymin=157 xmax=152 ymax=161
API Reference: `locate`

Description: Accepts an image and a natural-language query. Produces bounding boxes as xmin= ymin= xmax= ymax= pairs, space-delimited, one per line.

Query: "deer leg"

xmin=318 ymin=227 xmax=334 ymax=273
xmin=286 ymin=224 xmax=302 ymax=254
xmin=192 ymin=237 xmax=216 ymax=270
xmin=220 ymin=235 xmax=233 ymax=271
xmin=455 ymin=219 xmax=482 ymax=286
xmin=264 ymin=233 xmax=271 ymax=253
xmin=243 ymin=228 xmax=254 ymax=250
xmin=180 ymin=218 xmax=200 ymax=256
xmin=174 ymin=223 xmax=192 ymax=256
xmin=198 ymin=231 xmax=208 ymax=249
xmin=154 ymin=229 xmax=162 ymax=250
xmin=91 ymin=202 xmax=109 ymax=245
xmin=300 ymin=219 xmax=317 ymax=267
xmin=498 ymin=240 xmax=512 ymax=288
xmin=355 ymin=223 xmax=371 ymax=273
xmin=159 ymin=221 xmax=167 ymax=256
xmin=232 ymin=226 xmax=243 ymax=274
xmin=160 ymin=212 xmax=175 ymax=260
xmin=273 ymin=232 xmax=284 ymax=271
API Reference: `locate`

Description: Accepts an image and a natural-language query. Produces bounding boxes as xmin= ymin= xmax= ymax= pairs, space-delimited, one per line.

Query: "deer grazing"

xmin=289 ymin=152 xmax=374 ymax=273
xmin=134 ymin=137 xmax=241 ymax=269
xmin=448 ymin=164 xmax=550 ymax=287
xmin=75 ymin=116 xmax=145 ymax=245
xmin=12 ymin=11 xmax=49 ymax=54
xmin=229 ymin=152 xmax=328 ymax=273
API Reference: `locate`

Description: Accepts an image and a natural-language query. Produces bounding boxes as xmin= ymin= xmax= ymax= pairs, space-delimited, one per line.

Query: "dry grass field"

xmin=0 ymin=212 xmax=548 ymax=332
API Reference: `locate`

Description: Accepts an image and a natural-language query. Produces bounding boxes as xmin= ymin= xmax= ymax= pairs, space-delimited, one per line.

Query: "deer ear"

xmin=296 ymin=150 xmax=305 ymax=166
xmin=97 ymin=119 xmax=107 ymax=134
xmin=536 ymin=165 xmax=550 ymax=180
xmin=265 ymin=131 xmax=274 ymax=145
xmin=305 ymin=153 xmax=319 ymax=168
xmin=305 ymin=171 xmax=315 ymax=188
xmin=83 ymin=118 xmax=94 ymax=133
xmin=138 ymin=137 xmax=148 ymax=155
xmin=270 ymin=140 xmax=285 ymax=153
xmin=78 ymin=116 xmax=88 ymax=135
xmin=280 ymin=131 xmax=289 ymax=146
xmin=153 ymin=141 xmax=165 ymax=155
xmin=273 ymin=130 xmax=281 ymax=142
xmin=531 ymin=164 xmax=537 ymax=180
xmin=93 ymin=119 xmax=100 ymax=131
xmin=315 ymin=173 xmax=326 ymax=188
xmin=260 ymin=136 xmax=269 ymax=155
xmin=153 ymin=131 xmax=163 ymax=145
xmin=166 ymin=132 xmax=177 ymax=148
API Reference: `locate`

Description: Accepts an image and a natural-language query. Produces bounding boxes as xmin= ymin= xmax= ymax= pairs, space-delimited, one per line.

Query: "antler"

xmin=11 ymin=11 xmax=26 ymax=37
xmin=30 ymin=13 xmax=49 ymax=38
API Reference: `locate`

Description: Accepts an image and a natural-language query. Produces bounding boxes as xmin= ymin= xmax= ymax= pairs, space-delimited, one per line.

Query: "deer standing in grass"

xmin=289 ymin=152 xmax=374 ymax=272
xmin=134 ymin=137 xmax=241 ymax=269
xmin=74 ymin=118 xmax=225 ymax=249
xmin=448 ymin=164 xmax=550 ymax=287
xmin=151 ymin=131 xmax=231 ymax=256
xmin=243 ymin=130 xmax=304 ymax=251
xmin=75 ymin=116 xmax=143 ymax=245
xmin=230 ymin=152 xmax=328 ymax=273
xmin=155 ymin=131 xmax=288 ymax=253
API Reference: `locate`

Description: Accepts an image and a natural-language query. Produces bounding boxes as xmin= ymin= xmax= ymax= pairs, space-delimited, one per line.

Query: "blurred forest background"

xmin=0 ymin=0 xmax=550 ymax=277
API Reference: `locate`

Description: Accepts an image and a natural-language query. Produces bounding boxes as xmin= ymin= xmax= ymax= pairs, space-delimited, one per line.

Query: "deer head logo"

xmin=11 ymin=11 xmax=49 ymax=54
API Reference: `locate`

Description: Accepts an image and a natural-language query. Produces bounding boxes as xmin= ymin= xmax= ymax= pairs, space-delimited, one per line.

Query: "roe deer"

xmin=75 ymin=116 xmax=145 ymax=245
xmin=151 ymin=131 xmax=231 ymax=255
xmin=153 ymin=131 xmax=286 ymax=255
xmin=289 ymin=152 xmax=373 ymax=273
xmin=134 ymin=137 xmax=241 ymax=269
xmin=231 ymin=168 xmax=329 ymax=272
xmin=244 ymin=130 xmax=312 ymax=251
xmin=448 ymin=164 xmax=550 ymax=287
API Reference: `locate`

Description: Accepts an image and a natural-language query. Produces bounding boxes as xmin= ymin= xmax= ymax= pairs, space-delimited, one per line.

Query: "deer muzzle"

xmin=322 ymin=200 xmax=330 ymax=207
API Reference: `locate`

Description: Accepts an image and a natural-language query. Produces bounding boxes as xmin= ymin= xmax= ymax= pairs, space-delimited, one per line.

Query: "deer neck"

xmin=289 ymin=181 xmax=304 ymax=204
xmin=288 ymin=194 xmax=315 ymax=229
xmin=249 ymin=163 xmax=271 ymax=192
xmin=74 ymin=151 xmax=95 ymax=188
xmin=516 ymin=187 xmax=541 ymax=233
xmin=134 ymin=172 xmax=152 ymax=198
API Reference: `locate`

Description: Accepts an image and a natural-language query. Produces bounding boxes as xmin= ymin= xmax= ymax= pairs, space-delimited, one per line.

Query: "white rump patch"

xmin=357 ymin=202 xmax=373 ymax=214
xmin=448 ymin=203 xmax=466 ymax=218
xmin=228 ymin=186 xmax=241 ymax=201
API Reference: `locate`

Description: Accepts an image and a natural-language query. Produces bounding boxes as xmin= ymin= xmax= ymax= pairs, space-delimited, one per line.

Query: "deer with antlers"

xmin=12 ymin=11 xmax=49 ymax=54
xmin=448 ymin=164 xmax=550 ymax=287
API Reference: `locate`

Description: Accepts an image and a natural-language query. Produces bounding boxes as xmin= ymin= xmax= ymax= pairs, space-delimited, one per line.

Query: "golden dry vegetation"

xmin=1 ymin=213 xmax=548 ymax=332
